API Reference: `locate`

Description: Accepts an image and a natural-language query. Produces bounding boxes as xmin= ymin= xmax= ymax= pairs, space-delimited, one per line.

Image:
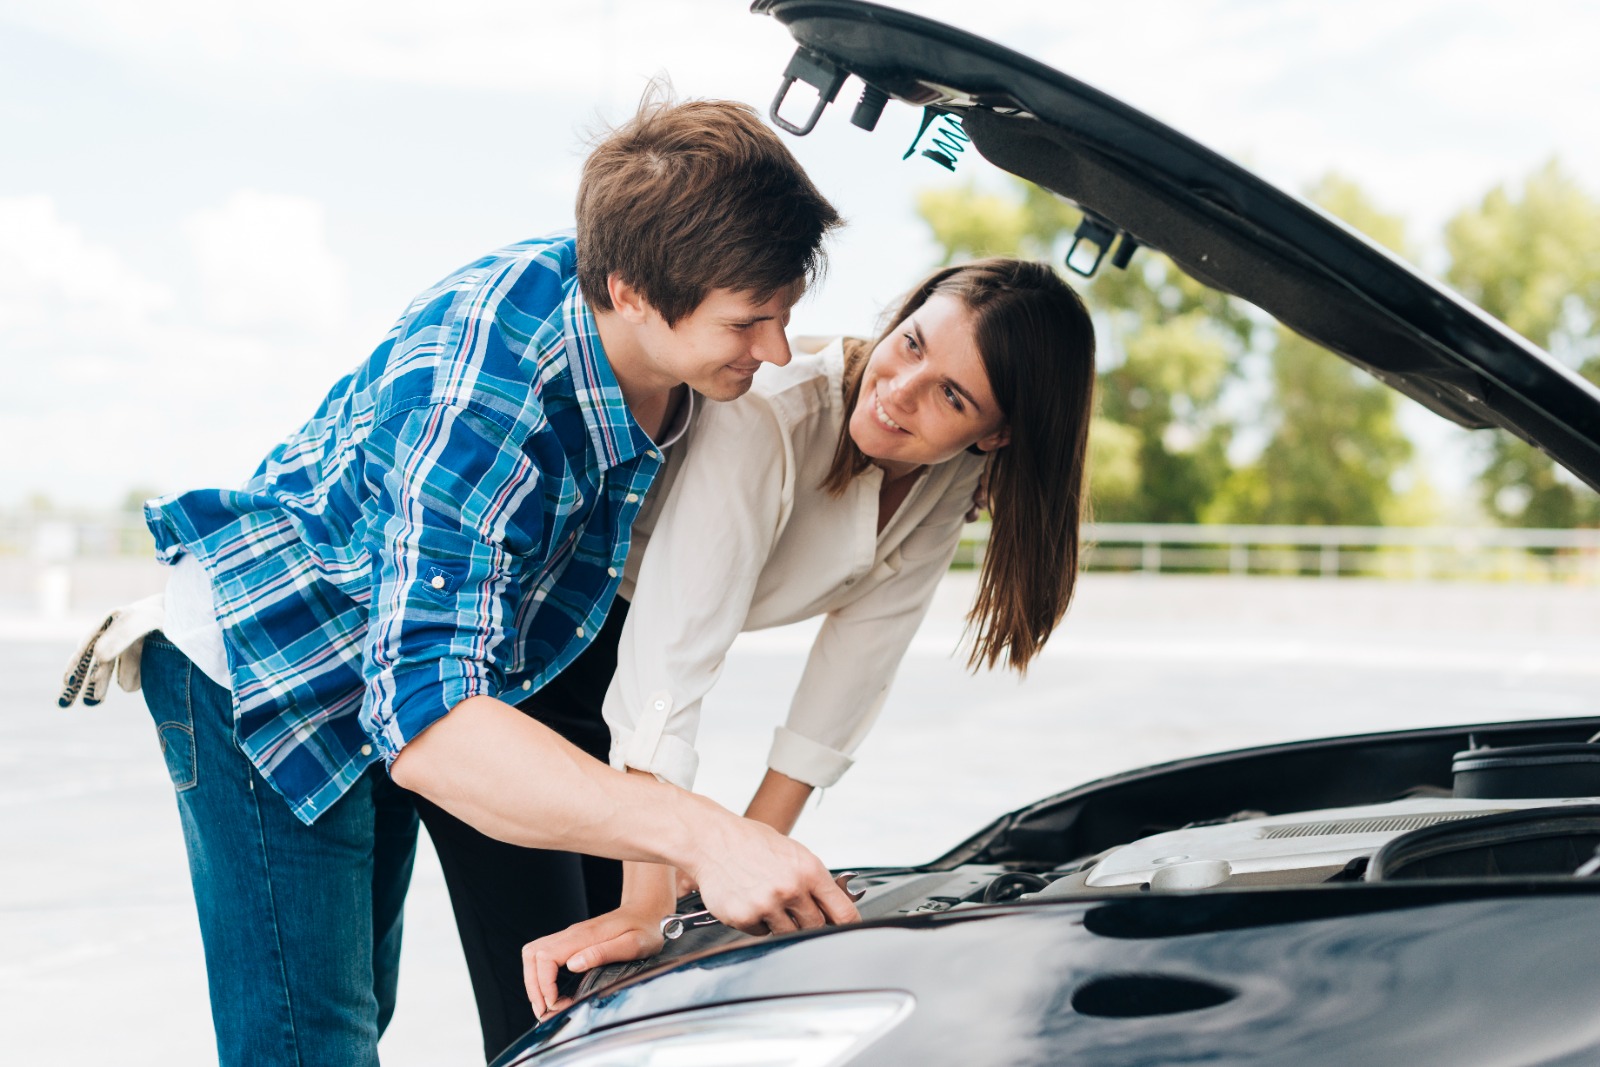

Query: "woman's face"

xmin=847 ymin=292 xmax=1011 ymax=472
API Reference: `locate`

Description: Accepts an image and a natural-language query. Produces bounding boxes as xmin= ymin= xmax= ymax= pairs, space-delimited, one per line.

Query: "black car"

xmin=495 ymin=3 xmax=1600 ymax=1064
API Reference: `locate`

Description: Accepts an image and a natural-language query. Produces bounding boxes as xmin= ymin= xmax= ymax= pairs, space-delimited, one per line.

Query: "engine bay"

xmin=577 ymin=729 xmax=1600 ymax=1000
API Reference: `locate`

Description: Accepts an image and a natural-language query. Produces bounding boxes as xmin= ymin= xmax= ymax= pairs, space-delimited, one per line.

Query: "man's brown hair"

xmin=576 ymin=89 xmax=843 ymax=325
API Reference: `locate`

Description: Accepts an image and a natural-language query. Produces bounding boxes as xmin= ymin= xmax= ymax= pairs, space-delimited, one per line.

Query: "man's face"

xmin=636 ymin=284 xmax=801 ymax=402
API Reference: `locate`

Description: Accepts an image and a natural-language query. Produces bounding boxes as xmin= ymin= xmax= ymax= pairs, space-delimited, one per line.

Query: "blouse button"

xmin=607 ymin=567 xmax=618 ymax=578
xmin=576 ymin=626 xmax=586 ymax=638
xmin=360 ymin=744 xmax=373 ymax=757
xmin=522 ymin=679 xmax=533 ymax=691
xmin=625 ymin=493 xmax=640 ymax=503
xmin=430 ymin=575 xmax=446 ymax=590
xmin=647 ymin=450 xmax=659 ymax=460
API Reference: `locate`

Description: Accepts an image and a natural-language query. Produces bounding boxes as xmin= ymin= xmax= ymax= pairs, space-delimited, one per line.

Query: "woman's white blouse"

xmin=605 ymin=341 xmax=984 ymax=791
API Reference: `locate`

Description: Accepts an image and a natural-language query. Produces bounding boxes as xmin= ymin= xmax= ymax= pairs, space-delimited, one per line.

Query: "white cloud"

xmin=0 ymin=193 xmax=358 ymax=506
xmin=182 ymin=190 xmax=349 ymax=335
xmin=0 ymin=196 xmax=171 ymax=344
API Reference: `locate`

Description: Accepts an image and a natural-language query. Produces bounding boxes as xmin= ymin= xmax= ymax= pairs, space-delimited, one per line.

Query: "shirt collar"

xmin=561 ymin=280 xmax=656 ymax=471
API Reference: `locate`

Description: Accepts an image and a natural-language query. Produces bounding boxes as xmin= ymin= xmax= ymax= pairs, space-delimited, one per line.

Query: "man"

xmin=61 ymin=95 xmax=857 ymax=1066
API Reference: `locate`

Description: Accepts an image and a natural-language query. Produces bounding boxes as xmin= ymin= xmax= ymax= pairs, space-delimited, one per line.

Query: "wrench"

xmin=660 ymin=871 xmax=866 ymax=940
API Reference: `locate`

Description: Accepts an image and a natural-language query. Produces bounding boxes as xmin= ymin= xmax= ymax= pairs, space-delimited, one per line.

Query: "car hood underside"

xmin=754 ymin=0 xmax=1600 ymax=491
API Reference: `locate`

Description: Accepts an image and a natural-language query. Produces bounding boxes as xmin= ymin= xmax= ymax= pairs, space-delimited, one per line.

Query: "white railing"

xmin=957 ymin=521 xmax=1600 ymax=583
xmin=3 ymin=512 xmax=1598 ymax=583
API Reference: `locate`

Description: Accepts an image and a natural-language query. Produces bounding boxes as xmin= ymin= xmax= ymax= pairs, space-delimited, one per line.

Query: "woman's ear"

xmin=974 ymin=426 xmax=1011 ymax=454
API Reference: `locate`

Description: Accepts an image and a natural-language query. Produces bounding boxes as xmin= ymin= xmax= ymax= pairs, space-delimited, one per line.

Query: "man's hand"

xmin=523 ymin=903 xmax=667 ymax=1020
xmin=391 ymin=699 xmax=859 ymax=969
xmin=685 ymin=812 xmax=860 ymax=937
xmin=521 ymin=814 xmax=861 ymax=1020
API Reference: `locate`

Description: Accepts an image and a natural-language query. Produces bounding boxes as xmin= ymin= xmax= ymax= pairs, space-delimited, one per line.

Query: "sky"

xmin=4 ymin=0 xmax=1598 ymax=509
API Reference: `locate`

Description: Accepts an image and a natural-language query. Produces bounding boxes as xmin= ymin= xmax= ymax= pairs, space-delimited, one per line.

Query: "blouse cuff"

xmin=768 ymin=726 xmax=855 ymax=789
xmin=610 ymin=726 xmax=700 ymax=791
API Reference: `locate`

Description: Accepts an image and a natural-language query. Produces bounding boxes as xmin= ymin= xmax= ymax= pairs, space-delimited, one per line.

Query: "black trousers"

xmin=413 ymin=598 xmax=628 ymax=1062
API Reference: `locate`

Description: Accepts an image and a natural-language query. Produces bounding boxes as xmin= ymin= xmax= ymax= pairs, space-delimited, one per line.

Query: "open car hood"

xmin=754 ymin=0 xmax=1600 ymax=493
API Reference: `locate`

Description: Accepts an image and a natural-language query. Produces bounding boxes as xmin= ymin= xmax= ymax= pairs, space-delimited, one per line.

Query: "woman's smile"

xmin=872 ymin=390 xmax=909 ymax=434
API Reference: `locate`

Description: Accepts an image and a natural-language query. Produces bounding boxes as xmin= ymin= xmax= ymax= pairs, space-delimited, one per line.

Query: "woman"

xmin=521 ymin=257 xmax=1097 ymax=1019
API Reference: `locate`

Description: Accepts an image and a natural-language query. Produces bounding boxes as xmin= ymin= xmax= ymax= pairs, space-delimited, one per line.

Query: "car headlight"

xmin=509 ymin=991 xmax=915 ymax=1067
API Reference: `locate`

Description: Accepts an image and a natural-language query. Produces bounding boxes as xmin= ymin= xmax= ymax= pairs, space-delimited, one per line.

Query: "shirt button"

xmin=360 ymin=744 xmax=372 ymax=757
xmin=653 ymin=699 xmax=666 ymax=711
xmin=647 ymin=450 xmax=659 ymax=460
xmin=625 ymin=493 xmax=639 ymax=503
xmin=522 ymin=679 xmax=533 ymax=691
xmin=607 ymin=567 xmax=618 ymax=578
xmin=576 ymin=626 xmax=586 ymax=638
xmin=430 ymin=575 xmax=446 ymax=590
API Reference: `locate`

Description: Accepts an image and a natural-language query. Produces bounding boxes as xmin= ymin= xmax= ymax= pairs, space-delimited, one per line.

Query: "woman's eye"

xmin=942 ymin=384 xmax=964 ymax=411
xmin=903 ymin=332 xmax=920 ymax=355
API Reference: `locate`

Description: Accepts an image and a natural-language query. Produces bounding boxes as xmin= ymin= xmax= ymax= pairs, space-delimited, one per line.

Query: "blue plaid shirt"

xmin=146 ymin=235 xmax=662 ymax=824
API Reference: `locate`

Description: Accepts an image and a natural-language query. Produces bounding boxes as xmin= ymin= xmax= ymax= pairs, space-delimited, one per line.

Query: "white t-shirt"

xmin=163 ymin=552 xmax=232 ymax=689
xmin=605 ymin=340 xmax=984 ymax=791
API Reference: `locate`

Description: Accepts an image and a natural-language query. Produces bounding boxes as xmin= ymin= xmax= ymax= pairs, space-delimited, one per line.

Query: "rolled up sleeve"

xmin=770 ymin=497 xmax=971 ymax=788
xmin=358 ymin=402 xmax=545 ymax=759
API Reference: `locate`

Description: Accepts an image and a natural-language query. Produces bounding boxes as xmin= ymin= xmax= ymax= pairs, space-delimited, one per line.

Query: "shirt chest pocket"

xmin=421 ymin=562 xmax=466 ymax=596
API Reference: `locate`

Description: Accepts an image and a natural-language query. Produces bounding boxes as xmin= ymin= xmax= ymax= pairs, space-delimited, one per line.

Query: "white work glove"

xmin=58 ymin=593 xmax=165 ymax=707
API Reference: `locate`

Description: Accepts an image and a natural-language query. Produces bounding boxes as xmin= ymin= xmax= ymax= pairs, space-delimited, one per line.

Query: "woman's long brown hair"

xmin=822 ymin=259 xmax=1096 ymax=672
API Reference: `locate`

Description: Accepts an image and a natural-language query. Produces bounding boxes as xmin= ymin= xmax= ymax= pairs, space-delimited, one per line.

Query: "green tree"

xmin=1098 ymin=311 xmax=1235 ymax=522
xmin=917 ymin=180 xmax=1077 ymax=263
xmin=1208 ymin=175 xmax=1422 ymax=526
xmin=1207 ymin=329 xmax=1414 ymax=525
xmin=1444 ymin=160 xmax=1600 ymax=527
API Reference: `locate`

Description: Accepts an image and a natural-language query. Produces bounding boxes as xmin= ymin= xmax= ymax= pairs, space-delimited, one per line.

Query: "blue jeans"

xmin=141 ymin=634 xmax=419 ymax=1066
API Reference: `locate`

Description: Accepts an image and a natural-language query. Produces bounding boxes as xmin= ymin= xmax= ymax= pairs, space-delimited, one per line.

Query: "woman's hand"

xmin=523 ymin=904 xmax=667 ymax=1020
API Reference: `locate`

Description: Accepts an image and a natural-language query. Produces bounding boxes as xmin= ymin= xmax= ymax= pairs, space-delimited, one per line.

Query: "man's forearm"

xmin=393 ymin=695 xmax=861 ymax=938
xmin=390 ymin=695 xmax=712 ymax=869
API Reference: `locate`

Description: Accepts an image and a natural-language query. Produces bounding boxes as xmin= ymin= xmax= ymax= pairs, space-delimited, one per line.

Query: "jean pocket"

xmin=143 ymin=637 xmax=199 ymax=792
